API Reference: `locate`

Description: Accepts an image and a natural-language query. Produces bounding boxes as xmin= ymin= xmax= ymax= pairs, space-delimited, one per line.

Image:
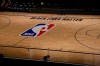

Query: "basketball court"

xmin=0 ymin=12 xmax=100 ymax=66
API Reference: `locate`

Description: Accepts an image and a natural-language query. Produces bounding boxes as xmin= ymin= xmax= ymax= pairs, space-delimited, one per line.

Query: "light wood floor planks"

xmin=0 ymin=12 xmax=100 ymax=66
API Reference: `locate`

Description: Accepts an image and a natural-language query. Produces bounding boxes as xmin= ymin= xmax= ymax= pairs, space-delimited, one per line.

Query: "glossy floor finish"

xmin=0 ymin=12 xmax=100 ymax=66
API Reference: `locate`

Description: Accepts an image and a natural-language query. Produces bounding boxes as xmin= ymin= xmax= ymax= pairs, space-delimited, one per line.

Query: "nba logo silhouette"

xmin=21 ymin=23 xmax=55 ymax=37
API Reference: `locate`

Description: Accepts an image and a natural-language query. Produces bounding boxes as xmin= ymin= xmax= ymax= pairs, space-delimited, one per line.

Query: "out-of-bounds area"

xmin=0 ymin=58 xmax=82 ymax=66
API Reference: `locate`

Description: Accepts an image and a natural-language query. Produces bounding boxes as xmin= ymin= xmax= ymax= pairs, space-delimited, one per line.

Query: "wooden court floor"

xmin=0 ymin=12 xmax=100 ymax=66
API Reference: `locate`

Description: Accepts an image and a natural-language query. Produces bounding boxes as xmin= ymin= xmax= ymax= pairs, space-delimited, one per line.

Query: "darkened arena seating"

xmin=0 ymin=0 xmax=100 ymax=14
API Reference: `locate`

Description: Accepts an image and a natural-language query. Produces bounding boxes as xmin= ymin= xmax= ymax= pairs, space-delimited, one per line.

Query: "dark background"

xmin=0 ymin=0 xmax=100 ymax=14
xmin=0 ymin=58 xmax=83 ymax=66
xmin=0 ymin=0 xmax=100 ymax=11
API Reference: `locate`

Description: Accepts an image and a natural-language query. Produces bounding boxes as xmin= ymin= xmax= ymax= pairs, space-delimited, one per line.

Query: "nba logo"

xmin=20 ymin=23 xmax=55 ymax=37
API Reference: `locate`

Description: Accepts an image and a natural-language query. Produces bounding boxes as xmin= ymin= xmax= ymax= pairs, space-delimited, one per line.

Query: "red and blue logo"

xmin=21 ymin=23 xmax=55 ymax=37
